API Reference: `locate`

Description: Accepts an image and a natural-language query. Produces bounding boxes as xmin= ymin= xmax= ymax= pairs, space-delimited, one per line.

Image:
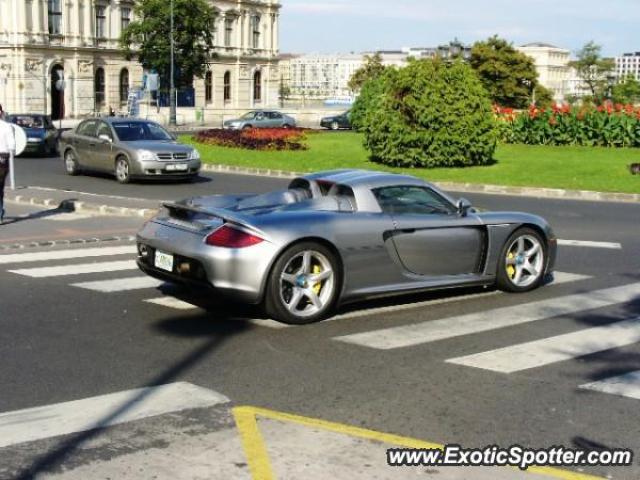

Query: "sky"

xmin=280 ymin=0 xmax=639 ymax=57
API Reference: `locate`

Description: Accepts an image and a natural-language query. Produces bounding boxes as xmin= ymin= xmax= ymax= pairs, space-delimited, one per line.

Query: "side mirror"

xmin=457 ymin=198 xmax=473 ymax=217
xmin=98 ymin=134 xmax=112 ymax=143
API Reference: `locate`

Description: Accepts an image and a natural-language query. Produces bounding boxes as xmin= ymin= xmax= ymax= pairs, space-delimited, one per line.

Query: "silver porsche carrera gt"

xmin=136 ymin=169 xmax=557 ymax=324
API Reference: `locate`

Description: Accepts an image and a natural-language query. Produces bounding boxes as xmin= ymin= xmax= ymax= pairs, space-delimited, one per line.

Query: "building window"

xmin=121 ymin=7 xmax=131 ymax=32
xmin=210 ymin=16 xmax=218 ymax=44
xmin=96 ymin=5 xmax=106 ymax=38
xmin=223 ymin=71 xmax=231 ymax=102
xmin=205 ymin=71 xmax=213 ymax=104
xmin=48 ymin=0 xmax=62 ymax=35
xmin=224 ymin=17 xmax=234 ymax=47
xmin=95 ymin=68 xmax=106 ymax=110
xmin=252 ymin=15 xmax=261 ymax=49
xmin=119 ymin=69 xmax=130 ymax=104
xmin=253 ymin=70 xmax=262 ymax=102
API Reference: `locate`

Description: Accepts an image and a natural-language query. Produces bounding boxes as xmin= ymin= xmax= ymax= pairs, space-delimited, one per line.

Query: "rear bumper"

xmin=136 ymin=221 xmax=280 ymax=304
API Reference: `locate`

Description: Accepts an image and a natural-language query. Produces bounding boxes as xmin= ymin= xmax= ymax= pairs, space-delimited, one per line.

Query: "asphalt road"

xmin=1 ymin=159 xmax=639 ymax=479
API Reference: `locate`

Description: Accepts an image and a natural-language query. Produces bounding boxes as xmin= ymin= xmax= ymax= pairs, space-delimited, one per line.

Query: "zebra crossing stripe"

xmin=333 ymin=283 xmax=640 ymax=350
xmin=0 ymin=246 xmax=135 ymax=265
xmin=580 ymin=370 xmax=640 ymax=400
xmin=145 ymin=297 xmax=199 ymax=310
xmin=0 ymin=382 xmax=229 ymax=449
xmin=9 ymin=260 xmax=137 ymax=278
xmin=447 ymin=317 xmax=640 ymax=373
xmin=73 ymin=276 xmax=164 ymax=292
xmin=558 ymin=239 xmax=622 ymax=250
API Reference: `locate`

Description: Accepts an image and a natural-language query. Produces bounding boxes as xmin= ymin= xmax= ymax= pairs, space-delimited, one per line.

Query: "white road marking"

xmin=447 ymin=318 xmax=640 ymax=373
xmin=145 ymin=297 xmax=198 ymax=310
xmin=327 ymin=272 xmax=590 ymax=323
xmin=0 ymin=382 xmax=229 ymax=448
xmin=333 ymin=283 xmax=640 ymax=350
xmin=43 ymin=213 xmax=95 ymax=222
xmin=10 ymin=260 xmax=137 ymax=278
xmin=0 ymin=246 xmax=135 ymax=265
xmin=558 ymin=239 xmax=622 ymax=250
xmin=580 ymin=370 xmax=640 ymax=400
xmin=73 ymin=276 xmax=165 ymax=292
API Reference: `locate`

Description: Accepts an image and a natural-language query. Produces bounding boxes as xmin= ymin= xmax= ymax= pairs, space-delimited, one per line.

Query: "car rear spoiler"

xmin=162 ymin=202 xmax=265 ymax=236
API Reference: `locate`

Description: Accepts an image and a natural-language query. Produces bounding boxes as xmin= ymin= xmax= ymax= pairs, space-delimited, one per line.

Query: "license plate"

xmin=166 ymin=163 xmax=188 ymax=171
xmin=154 ymin=250 xmax=174 ymax=272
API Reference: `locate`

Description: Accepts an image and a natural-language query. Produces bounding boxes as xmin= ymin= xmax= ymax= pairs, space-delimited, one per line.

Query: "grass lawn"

xmin=183 ymin=132 xmax=640 ymax=194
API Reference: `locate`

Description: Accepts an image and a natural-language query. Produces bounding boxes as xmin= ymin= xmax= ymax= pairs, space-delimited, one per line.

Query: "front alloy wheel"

xmin=64 ymin=150 xmax=80 ymax=176
xmin=497 ymin=228 xmax=546 ymax=292
xmin=266 ymin=243 xmax=340 ymax=324
xmin=115 ymin=157 xmax=131 ymax=184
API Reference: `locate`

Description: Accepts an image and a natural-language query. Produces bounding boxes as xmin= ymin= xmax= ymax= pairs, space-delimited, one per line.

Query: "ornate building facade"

xmin=0 ymin=0 xmax=281 ymax=119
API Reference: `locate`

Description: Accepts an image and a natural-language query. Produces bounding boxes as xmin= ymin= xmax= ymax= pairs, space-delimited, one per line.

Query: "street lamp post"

xmin=169 ymin=0 xmax=177 ymax=126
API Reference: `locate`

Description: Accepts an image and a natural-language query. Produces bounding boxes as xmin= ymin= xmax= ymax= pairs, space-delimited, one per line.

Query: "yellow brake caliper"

xmin=312 ymin=265 xmax=322 ymax=294
xmin=507 ymin=252 xmax=516 ymax=279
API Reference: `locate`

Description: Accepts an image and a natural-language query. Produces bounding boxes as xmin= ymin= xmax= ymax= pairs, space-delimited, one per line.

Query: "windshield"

xmin=112 ymin=122 xmax=173 ymax=142
xmin=240 ymin=112 xmax=257 ymax=120
xmin=10 ymin=115 xmax=46 ymax=128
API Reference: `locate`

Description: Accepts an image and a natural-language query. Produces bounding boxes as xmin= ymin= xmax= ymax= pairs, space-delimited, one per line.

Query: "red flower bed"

xmin=193 ymin=128 xmax=308 ymax=151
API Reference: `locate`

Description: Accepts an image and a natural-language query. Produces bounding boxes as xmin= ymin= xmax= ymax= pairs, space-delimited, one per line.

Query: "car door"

xmin=93 ymin=121 xmax=115 ymax=171
xmin=268 ymin=111 xmax=283 ymax=127
xmin=254 ymin=112 xmax=267 ymax=127
xmin=73 ymin=120 xmax=98 ymax=168
xmin=374 ymin=185 xmax=485 ymax=277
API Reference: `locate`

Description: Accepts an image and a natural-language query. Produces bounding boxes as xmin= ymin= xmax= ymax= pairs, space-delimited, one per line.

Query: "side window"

xmin=373 ymin=186 xmax=454 ymax=216
xmin=268 ymin=112 xmax=282 ymax=119
xmin=96 ymin=122 xmax=113 ymax=140
xmin=255 ymin=112 xmax=265 ymax=120
xmin=77 ymin=121 xmax=98 ymax=137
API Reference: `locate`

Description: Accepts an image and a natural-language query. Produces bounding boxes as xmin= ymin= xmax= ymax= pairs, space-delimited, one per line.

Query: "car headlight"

xmin=138 ymin=149 xmax=156 ymax=161
xmin=191 ymin=149 xmax=201 ymax=160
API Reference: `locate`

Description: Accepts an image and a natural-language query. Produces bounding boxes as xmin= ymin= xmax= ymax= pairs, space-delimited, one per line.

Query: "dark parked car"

xmin=6 ymin=114 xmax=58 ymax=156
xmin=320 ymin=111 xmax=351 ymax=130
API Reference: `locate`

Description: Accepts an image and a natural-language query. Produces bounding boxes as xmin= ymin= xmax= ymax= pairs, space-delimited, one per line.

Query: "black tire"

xmin=115 ymin=156 xmax=132 ymax=184
xmin=242 ymin=124 xmax=253 ymax=130
xmin=496 ymin=227 xmax=547 ymax=293
xmin=64 ymin=149 xmax=80 ymax=176
xmin=282 ymin=123 xmax=292 ymax=129
xmin=265 ymin=242 xmax=341 ymax=325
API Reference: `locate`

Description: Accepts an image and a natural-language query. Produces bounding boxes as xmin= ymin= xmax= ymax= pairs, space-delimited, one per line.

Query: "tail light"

xmin=205 ymin=224 xmax=264 ymax=248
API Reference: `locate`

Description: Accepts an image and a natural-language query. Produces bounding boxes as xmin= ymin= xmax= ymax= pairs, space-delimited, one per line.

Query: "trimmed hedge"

xmin=193 ymin=128 xmax=308 ymax=151
xmin=353 ymin=59 xmax=498 ymax=168
xmin=496 ymin=104 xmax=640 ymax=147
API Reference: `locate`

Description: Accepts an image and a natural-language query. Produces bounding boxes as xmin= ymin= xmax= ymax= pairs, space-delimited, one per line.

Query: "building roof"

xmin=520 ymin=42 xmax=562 ymax=49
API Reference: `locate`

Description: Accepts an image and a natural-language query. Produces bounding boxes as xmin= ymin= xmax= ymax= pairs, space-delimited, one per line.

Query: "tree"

xmin=359 ymin=59 xmax=497 ymax=168
xmin=533 ymin=84 xmax=554 ymax=108
xmin=570 ymin=41 xmax=615 ymax=101
xmin=612 ymin=74 xmax=640 ymax=105
xmin=469 ymin=36 xmax=538 ymax=108
xmin=348 ymin=53 xmax=386 ymax=93
xmin=120 ymin=0 xmax=216 ymax=89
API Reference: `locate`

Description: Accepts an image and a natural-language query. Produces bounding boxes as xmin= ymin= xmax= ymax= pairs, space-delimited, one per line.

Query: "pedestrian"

xmin=0 ymin=107 xmax=16 ymax=224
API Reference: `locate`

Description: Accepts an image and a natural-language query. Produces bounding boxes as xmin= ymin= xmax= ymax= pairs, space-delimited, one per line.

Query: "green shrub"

xmin=356 ymin=59 xmax=498 ymax=168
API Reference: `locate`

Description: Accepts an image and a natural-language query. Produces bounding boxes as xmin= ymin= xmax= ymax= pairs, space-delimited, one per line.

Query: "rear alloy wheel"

xmin=497 ymin=228 xmax=546 ymax=292
xmin=64 ymin=150 xmax=80 ymax=176
xmin=331 ymin=121 xmax=340 ymax=130
xmin=266 ymin=242 xmax=341 ymax=324
xmin=115 ymin=157 xmax=132 ymax=184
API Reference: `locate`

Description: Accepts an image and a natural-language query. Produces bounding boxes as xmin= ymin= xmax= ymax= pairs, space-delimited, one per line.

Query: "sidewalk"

xmin=6 ymin=186 xmax=161 ymax=218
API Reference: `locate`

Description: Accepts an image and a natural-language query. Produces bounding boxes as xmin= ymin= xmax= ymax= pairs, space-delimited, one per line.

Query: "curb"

xmin=201 ymin=164 xmax=640 ymax=203
xmin=0 ymin=235 xmax=136 ymax=251
xmin=7 ymin=193 xmax=158 ymax=218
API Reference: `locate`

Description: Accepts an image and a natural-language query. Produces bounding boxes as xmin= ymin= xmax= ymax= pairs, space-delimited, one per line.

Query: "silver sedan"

xmin=59 ymin=118 xmax=201 ymax=183
xmin=223 ymin=110 xmax=296 ymax=130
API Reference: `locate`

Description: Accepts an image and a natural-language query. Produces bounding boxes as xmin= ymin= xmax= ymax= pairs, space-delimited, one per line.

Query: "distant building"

xmin=615 ymin=52 xmax=640 ymax=81
xmin=517 ymin=43 xmax=571 ymax=101
xmin=281 ymin=41 xmax=472 ymax=101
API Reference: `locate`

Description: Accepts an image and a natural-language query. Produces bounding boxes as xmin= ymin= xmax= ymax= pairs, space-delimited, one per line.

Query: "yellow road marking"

xmin=233 ymin=406 xmax=604 ymax=480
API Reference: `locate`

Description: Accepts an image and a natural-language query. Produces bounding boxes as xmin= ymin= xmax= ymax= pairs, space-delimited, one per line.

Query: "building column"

xmin=272 ymin=14 xmax=279 ymax=53
xmin=83 ymin=0 xmax=93 ymax=46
